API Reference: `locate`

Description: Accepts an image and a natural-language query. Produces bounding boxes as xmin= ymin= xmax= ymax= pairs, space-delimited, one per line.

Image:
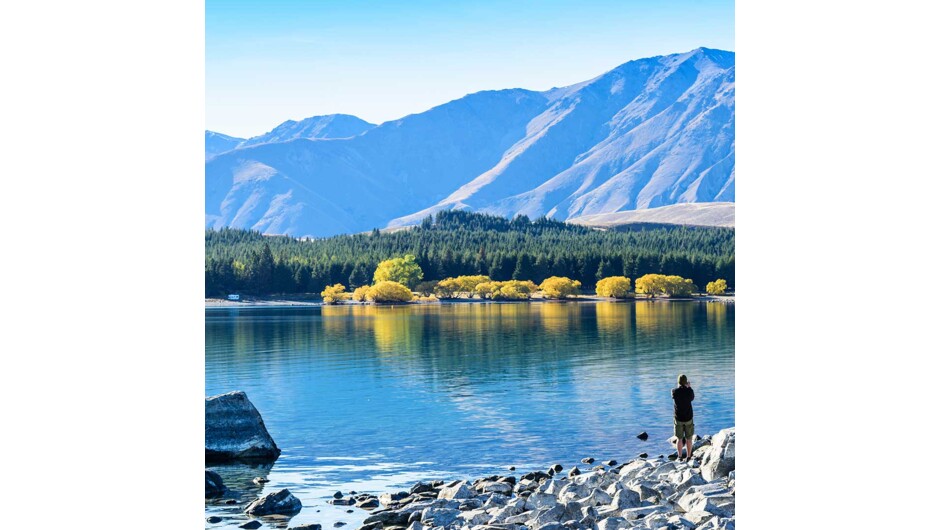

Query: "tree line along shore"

xmin=206 ymin=211 xmax=734 ymax=300
xmin=319 ymin=260 xmax=730 ymax=304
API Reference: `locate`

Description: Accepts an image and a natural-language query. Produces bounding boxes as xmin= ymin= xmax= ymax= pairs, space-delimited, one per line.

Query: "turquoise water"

xmin=205 ymin=301 xmax=734 ymax=529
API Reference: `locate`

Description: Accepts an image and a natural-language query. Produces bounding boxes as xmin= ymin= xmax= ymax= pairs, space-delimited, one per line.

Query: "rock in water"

xmin=245 ymin=488 xmax=303 ymax=516
xmin=289 ymin=525 xmax=322 ymax=530
xmin=356 ymin=498 xmax=380 ymax=509
xmin=206 ymin=470 xmax=226 ymax=498
xmin=637 ymin=432 xmax=649 ymax=441
xmin=206 ymin=391 xmax=281 ymax=462
xmin=207 ymin=516 xmax=222 ymax=523
xmin=701 ymin=428 xmax=735 ymax=481
xmin=239 ymin=521 xmax=262 ymax=529
xmin=253 ymin=477 xmax=269 ymax=485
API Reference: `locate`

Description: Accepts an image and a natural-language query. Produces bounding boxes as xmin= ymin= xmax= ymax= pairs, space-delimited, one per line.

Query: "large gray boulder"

xmin=245 ymin=488 xmax=302 ymax=516
xmin=700 ymin=428 xmax=735 ymax=481
xmin=206 ymin=391 xmax=281 ymax=462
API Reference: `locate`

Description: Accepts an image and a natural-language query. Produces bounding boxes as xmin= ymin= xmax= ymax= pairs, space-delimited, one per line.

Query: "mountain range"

xmin=206 ymin=47 xmax=735 ymax=237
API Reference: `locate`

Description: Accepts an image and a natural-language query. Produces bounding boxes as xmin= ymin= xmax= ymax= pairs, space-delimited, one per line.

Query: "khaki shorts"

xmin=674 ymin=419 xmax=694 ymax=440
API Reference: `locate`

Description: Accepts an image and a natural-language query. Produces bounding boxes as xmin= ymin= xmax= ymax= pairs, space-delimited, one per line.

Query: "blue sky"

xmin=207 ymin=0 xmax=734 ymax=138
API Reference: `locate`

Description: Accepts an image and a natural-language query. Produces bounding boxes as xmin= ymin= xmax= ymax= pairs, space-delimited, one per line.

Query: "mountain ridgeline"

xmin=205 ymin=210 xmax=734 ymax=297
xmin=206 ymin=48 xmax=735 ymax=237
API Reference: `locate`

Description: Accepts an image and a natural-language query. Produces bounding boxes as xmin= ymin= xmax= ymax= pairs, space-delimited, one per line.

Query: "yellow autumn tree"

xmin=495 ymin=280 xmax=538 ymax=300
xmin=634 ymin=274 xmax=667 ymax=298
xmin=706 ymin=279 xmax=728 ymax=295
xmin=321 ymin=283 xmax=349 ymax=304
xmin=456 ymin=275 xmax=491 ymax=295
xmin=373 ymin=254 xmax=423 ymax=288
xmin=474 ymin=281 xmax=500 ymax=299
xmin=366 ymin=281 xmax=414 ymax=303
xmin=475 ymin=280 xmax=538 ymax=300
xmin=596 ymin=276 xmax=633 ymax=298
xmin=351 ymin=285 xmax=371 ymax=302
xmin=662 ymin=275 xmax=695 ymax=297
xmin=433 ymin=277 xmax=462 ymax=299
xmin=539 ymin=276 xmax=582 ymax=299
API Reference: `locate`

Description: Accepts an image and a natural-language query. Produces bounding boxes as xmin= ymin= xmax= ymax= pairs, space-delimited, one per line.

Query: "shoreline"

xmin=207 ymin=427 xmax=735 ymax=530
xmin=205 ymin=294 xmax=735 ymax=308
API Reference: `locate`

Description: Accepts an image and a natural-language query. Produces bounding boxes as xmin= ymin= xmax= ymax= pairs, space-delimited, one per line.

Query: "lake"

xmin=205 ymin=300 xmax=734 ymax=529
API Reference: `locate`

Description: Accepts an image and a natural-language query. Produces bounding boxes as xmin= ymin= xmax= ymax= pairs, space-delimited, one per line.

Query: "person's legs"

xmin=685 ymin=438 xmax=693 ymax=461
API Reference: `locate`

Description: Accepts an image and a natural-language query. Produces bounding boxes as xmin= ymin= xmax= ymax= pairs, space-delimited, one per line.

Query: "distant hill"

xmin=570 ymin=202 xmax=734 ymax=228
xmin=206 ymin=48 xmax=734 ymax=237
xmin=204 ymin=131 xmax=244 ymax=161
xmin=204 ymin=114 xmax=375 ymax=160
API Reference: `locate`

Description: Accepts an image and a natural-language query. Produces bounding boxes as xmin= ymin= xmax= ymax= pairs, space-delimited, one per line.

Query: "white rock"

xmin=683 ymin=511 xmax=715 ymax=525
xmin=597 ymin=516 xmax=631 ymax=530
xmin=458 ymin=508 xmax=490 ymax=526
xmin=611 ymin=489 xmax=642 ymax=510
xmin=620 ymin=505 xmax=668 ymax=521
xmin=421 ymin=507 xmax=461 ymax=527
xmin=439 ymin=481 xmax=474 ymax=500
xmin=526 ymin=492 xmax=559 ymax=511
xmin=700 ymin=428 xmax=735 ymax=482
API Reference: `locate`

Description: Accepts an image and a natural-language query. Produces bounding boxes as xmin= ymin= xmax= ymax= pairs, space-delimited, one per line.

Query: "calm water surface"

xmin=205 ymin=301 xmax=734 ymax=529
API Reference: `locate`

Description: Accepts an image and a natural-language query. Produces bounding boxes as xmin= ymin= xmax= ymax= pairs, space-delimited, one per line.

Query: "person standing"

xmin=672 ymin=374 xmax=695 ymax=462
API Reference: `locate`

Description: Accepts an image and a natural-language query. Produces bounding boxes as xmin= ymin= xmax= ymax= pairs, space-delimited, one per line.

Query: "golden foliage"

xmin=635 ymin=274 xmax=695 ymax=298
xmin=596 ymin=276 xmax=633 ymax=298
xmin=706 ymin=279 xmax=728 ymax=295
xmin=320 ymin=283 xmax=350 ymax=304
xmin=351 ymin=285 xmax=371 ymax=302
xmin=366 ymin=280 xmax=414 ymax=303
xmin=475 ymin=280 xmax=538 ymax=300
xmin=538 ymin=276 xmax=582 ymax=299
xmin=373 ymin=254 xmax=423 ymax=288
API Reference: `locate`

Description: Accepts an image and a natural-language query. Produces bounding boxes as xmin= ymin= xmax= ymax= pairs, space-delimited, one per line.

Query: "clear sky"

xmin=207 ymin=0 xmax=734 ymax=138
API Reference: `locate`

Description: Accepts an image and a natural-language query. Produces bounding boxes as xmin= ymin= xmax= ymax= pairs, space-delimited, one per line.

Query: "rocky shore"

xmin=206 ymin=392 xmax=734 ymax=530
xmin=337 ymin=428 xmax=735 ymax=530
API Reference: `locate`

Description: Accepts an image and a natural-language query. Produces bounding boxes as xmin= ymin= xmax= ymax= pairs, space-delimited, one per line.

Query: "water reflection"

xmin=206 ymin=301 xmax=734 ymax=530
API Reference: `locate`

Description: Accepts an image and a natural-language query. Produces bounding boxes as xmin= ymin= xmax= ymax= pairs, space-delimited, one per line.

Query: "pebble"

xmin=333 ymin=491 xmax=344 ymax=499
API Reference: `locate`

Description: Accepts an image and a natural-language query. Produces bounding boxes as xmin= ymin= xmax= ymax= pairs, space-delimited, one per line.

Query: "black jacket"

xmin=672 ymin=385 xmax=694 ymax=422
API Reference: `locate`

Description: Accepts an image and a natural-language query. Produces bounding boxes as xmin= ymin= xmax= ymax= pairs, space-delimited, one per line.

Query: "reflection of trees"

xmin=207 ymin=302 xmax=733 ymax=392
xmin=706 ymin=302 xmax=730 ymax=342
xmin=534 ymin=302 xmax=582 ymax=335
xmin=595 ymin=302 xmax=634 ymax=336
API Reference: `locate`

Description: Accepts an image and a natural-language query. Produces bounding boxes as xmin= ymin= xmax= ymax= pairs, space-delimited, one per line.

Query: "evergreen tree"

xmin=348 ymin=262 xmax=371 ymax=288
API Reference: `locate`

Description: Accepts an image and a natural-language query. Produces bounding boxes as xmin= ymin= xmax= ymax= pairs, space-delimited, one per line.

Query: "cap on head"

xmin=678 ymin=374 xmax=688 ymax=386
